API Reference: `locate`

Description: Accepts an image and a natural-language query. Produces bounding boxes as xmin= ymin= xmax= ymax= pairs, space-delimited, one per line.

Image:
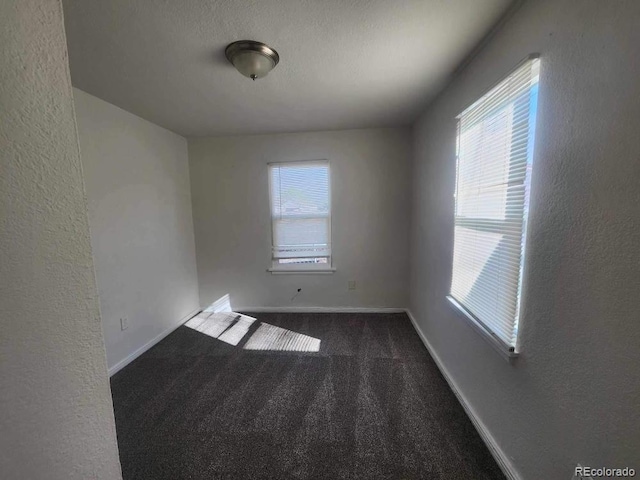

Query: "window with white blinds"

xmin=450 ymin=56 xmax=540 ymax=354
xmin=269 ymin=161 xmax=331 ymax=269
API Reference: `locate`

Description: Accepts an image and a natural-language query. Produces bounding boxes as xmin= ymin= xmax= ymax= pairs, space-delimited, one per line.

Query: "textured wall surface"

xmin=189 ymin=128 xmax=411 ymax=310
xmin=0 ymin=1 xmax=122 ymax=479
xmin=74 ymin=89 xmax=200 ymax=371
xmin=409 ymin=0 xmax=640 ymax=479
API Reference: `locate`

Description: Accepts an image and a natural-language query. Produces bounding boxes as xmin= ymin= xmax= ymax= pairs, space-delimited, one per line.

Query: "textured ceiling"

xmin=63 ymin=0 xmax=513 ymax=137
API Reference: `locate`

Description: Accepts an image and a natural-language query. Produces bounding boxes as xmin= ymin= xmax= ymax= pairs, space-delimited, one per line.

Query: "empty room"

xmin=2 ymin=0 xmax=639 ymax=479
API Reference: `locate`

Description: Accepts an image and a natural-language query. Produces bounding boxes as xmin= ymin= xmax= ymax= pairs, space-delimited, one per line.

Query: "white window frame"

xmin=267 ymin=160 xmax=335 ymax=274
xmin=447 ymin=55 xmax=540 ymax=360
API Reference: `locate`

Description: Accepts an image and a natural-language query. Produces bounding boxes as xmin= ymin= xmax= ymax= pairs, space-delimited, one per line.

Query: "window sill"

xmin=446 ymin=296 xmax=519 ymax=363
xmin=267 ymin=267 xmax=336 ymax=275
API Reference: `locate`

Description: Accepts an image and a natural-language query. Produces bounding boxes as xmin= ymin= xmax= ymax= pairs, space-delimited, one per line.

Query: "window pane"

xmin=450 ymin=57 xmax=539 ymax=350
xmin=273 ymin=218 xmax=330 ymax=258
xmin=269 ymin=161 xmax=331 ymax=261
xmin=270 ymin=163 xmax=330 ymax=218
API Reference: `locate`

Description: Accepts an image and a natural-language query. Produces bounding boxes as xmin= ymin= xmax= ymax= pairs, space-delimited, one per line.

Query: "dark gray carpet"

xmin=110 ymin=312 xmax=505 ymax=480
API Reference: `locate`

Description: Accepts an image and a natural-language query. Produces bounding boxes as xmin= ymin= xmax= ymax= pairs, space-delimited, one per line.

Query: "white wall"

xmin=409 ymin=1 xmax=640 ymax=479
xmin=74 ymin=89 xmax=200 ymax=372
xmin=189 ymin=128 xmax=411 ymax=310
xmin=0 ymin=1 xmax=122 ymax=478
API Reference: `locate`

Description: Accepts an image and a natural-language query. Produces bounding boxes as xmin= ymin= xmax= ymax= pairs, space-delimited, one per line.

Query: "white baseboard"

xmin=233 ymin=306 xmax=407 ymax=314
xmin=107 ymin=308 xmax=201 ymax=377
xmin=405 ymin=309 xmax=521 ymax=480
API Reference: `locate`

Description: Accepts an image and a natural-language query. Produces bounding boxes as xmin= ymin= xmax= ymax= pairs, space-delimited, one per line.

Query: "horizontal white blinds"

xmin=269 ymin=161 xmax=331 ymax=259
xmin=451 ymin=57 xmax=540 ymax=350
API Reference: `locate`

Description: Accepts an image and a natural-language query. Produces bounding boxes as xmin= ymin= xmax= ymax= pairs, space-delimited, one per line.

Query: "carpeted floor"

xmin=110 ymin=312 xmax=505 ymax=480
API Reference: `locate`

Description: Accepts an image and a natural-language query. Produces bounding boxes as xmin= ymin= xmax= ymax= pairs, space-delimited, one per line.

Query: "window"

xmin=449 ymin=56 xmax=540 ymax=355
xmin=268 ymin=160 xmax=332 ymax=272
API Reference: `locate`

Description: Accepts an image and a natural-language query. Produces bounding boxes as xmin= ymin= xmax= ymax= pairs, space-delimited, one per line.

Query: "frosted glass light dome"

xmin=225 ymin=41 xmax=280 ymax=80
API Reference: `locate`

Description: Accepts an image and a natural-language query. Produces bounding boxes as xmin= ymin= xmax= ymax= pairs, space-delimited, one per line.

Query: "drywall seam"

xmin=108 ymin=308 xmax=201 ymax=376
xmin=405 ymin=309 xmax=522 ymax=480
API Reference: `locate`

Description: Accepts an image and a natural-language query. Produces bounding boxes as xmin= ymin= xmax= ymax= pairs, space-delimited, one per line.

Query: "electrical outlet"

xmin=348 ymin=280 xmax=356 ymax=291
xmin=120 ymin=317 xmax=129 ymax=331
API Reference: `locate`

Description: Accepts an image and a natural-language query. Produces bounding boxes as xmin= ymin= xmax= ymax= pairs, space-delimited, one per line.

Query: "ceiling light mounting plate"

xmin=224 ymin=40 xmax=280 ymax=80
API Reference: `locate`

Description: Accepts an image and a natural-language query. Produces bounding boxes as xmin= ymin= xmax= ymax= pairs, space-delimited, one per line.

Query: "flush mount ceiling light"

xmin=225 ymin=40 xmax=280 ymax=81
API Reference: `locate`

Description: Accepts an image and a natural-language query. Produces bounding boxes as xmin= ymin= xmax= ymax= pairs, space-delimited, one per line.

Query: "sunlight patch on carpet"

xmin=243 ymin=323 xmax=321 ymax=352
